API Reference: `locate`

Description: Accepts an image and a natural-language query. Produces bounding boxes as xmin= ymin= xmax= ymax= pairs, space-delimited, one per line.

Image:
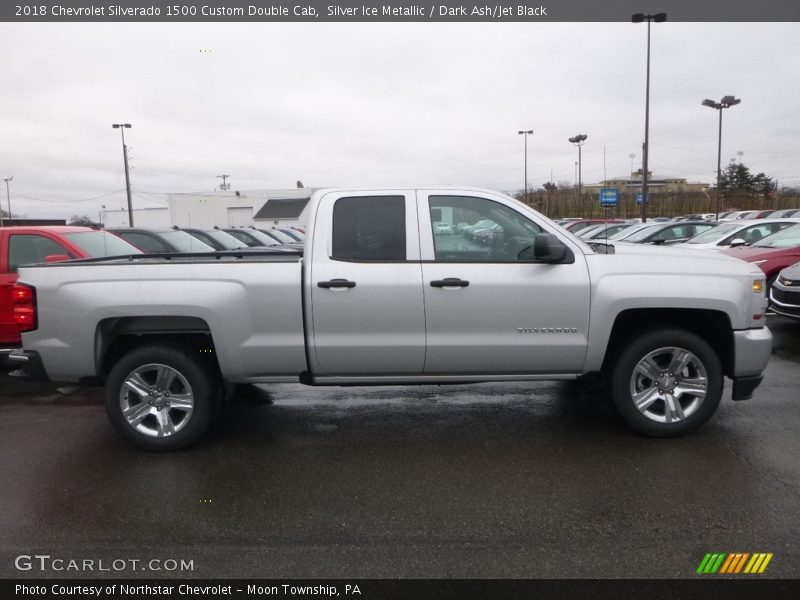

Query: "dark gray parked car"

xmin=107 ymin=228 xmax=215 ymax=253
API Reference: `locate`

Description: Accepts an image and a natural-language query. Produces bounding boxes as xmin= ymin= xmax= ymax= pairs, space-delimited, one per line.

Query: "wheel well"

xmin=96 ymin=317 xmax=220 ymax=378
xmin=602 ymin=309 xmax=734 ymax=377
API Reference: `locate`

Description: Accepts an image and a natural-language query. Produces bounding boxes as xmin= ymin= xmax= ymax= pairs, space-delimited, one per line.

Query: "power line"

xmin=10 ymin=190 xmax=127 ymax=204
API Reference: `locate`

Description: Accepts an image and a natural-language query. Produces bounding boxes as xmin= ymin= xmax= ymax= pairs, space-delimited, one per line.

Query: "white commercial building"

xmin=103 ymin=188 xmax=313 ymax=229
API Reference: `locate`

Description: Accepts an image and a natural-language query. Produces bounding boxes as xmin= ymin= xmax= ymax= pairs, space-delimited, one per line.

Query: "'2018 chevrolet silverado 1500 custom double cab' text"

xmin=9 ymin=188 xmax=772 ymax=450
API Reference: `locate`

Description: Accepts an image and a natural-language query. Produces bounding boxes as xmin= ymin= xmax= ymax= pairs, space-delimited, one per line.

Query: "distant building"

xmin=102 ymin=207 xmax=171 ymax=228
xmin=168 ymin=188 xmax=313 ymax=228
xmin=102 ymin=188 xmax=314 ymax=229
xmin=587 ymin=173 xmax=709 ymax=194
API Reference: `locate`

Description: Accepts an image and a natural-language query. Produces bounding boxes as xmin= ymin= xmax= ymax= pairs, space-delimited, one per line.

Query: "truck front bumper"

xmin=731 ymin=327 xmax=772 ymax=401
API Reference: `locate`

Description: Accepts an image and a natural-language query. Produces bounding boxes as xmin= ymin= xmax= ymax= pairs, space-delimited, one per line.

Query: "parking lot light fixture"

xmin=702 ymin=96 xmax=741 ymax=220
xmin=633 ymin=11 xmax=667 ymax=223
xmin=518 ymin=130 xmax=534 ymax=201
xmin=569 ymin=135 xmax=587 ymax=211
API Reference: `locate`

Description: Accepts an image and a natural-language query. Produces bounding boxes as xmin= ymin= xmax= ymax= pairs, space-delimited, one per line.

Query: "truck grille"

xmin=771 ymin=287 xmax=800 ymax=307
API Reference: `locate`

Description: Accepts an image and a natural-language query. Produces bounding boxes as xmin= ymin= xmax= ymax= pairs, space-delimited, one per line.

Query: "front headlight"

xmin=749 ymin=274 xmax=768 ymax=326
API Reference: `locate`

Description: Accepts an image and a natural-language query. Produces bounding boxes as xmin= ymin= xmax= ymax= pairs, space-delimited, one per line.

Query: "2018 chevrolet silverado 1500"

xmin=9 ymin=188 xmax=772 ymax=450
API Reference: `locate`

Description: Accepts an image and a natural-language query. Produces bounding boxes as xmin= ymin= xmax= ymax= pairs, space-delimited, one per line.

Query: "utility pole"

xmin=112 ymin=123 xmax=134 ymax=227
xmin=518 ymin=130 xmax=533 ymax=201
xmin=217 ymin=174 xmax=231 ymax=191
xmin=0 ymin=176 xmax=14 ymax=226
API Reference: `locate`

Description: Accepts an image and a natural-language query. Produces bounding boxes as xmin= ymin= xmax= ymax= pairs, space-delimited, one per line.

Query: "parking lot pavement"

xmin=0 ymin=317 xmax=798 ymax=579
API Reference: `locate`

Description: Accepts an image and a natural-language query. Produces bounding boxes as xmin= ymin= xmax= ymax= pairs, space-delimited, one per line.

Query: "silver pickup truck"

xmin=10 ymin=188 xmax=772 ymax=450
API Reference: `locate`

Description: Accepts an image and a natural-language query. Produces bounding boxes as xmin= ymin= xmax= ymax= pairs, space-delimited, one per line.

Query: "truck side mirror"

xmin=44 ymin=254 xmax=71 ymax=263
xmin=520 ymin=233 xmax=572 ymax=263
xmin=729 ymin=238 xmax=746 ymax=247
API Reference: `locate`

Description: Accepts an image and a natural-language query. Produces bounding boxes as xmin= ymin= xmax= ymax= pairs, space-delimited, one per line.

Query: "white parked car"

xmin=433 ymin=222 xmax=453 ymax=235
xmin=678 ymin=219 xmax=800 ymax=251
xmin=720 ymin=210 xmax=755 ymax=221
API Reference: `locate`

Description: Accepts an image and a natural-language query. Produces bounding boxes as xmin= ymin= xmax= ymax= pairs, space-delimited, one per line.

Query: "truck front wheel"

xmin=105 ymin=344 xmax=221 ymax=451
xmin=610 ymin=329 xmax=723 ymax=437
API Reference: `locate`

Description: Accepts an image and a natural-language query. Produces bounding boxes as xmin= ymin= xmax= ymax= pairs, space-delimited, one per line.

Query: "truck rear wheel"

xmin=610 ymin=329 xmax=723 ymax=437
xmin=105 ymin=344 xmax=221 ymax=451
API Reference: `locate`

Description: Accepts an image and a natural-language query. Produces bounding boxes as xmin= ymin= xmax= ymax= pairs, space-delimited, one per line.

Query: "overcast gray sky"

xmin=1 ymin=21 xmax=799 ymax=218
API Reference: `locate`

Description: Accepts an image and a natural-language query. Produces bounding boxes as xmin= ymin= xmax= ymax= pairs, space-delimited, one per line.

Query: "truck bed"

xmin=17 ymin=251 xmax=307 ymax=383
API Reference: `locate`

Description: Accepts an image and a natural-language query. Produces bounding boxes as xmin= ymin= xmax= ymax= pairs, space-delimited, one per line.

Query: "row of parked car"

xmin=106 ymin=225 xmax=305 ymax=254
xmin=0 ymin=224 xmax=304 ymax=357
xmin=560 ymin=217 xmax=800 ymax=320
xmin=631 ymin=208 xmax=800 ymax=222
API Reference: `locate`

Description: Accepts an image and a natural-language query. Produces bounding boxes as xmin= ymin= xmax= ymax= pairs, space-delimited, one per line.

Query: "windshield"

xmin=586 ymin=224 xmax=631 ymax=239
xmin=260 ymin=229 xmax=295 ymax=244
xmin=204 ymin=229 xmax=249 ymax=249
xmin=613 ymin=224 xmax=658 ymax=241
xmin=607 ymin=223 xmax=647 ymax=240
xmin=577 ymin=225 xmax=603 ymax=238
xmin=686 ymin=223 xmax=740 ymax=243
xmin=752 ymin=224 xmax=800 ymax=248
xmin=64 ymin=231 xmax=143 ymax=257
xmin=227 ymin=229 xmax=279 ymax=246
xmin=159 ymin=231 xmax=215 ymax=252
xmin=281 ymin=229 xmax=304 ymax=241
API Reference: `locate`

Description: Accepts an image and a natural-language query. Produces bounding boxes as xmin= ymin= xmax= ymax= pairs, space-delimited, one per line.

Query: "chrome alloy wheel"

xmin=629 ymin=347 xmax=708 ymax=424
xmin=119 ymin=363 xmax=194 ymax=438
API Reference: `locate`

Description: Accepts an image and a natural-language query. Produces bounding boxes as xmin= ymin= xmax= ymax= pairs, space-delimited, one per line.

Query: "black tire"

xmin=105 ymin=344 xmax=222 ymax=451
xmin=610 ymin=329 xmax=723 ymax=437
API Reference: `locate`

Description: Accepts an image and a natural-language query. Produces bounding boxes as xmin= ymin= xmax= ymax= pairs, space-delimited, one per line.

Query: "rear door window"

xmin=332 ymin=196 xmax=406 ymax=261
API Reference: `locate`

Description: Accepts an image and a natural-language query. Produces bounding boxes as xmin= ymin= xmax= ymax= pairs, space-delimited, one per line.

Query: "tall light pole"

xmin=628 ymin=154 xmax=636 ymax=219
xmin=569 ymin=134 xmax=587 ymax=212
xmin=3 ymin=176 xmax=12 ymax=223
xmin=574 ymin=162 xmax=578 ymax=189
xmin=517 ymin=130 xmax=533 ymax=200
xmin=112 ymin=123 xmax=134 ymax=227
xmin=633 ymin=12 xmax=667 ymax=224
xmin=702 ymin=96 xmax=741 ymax=220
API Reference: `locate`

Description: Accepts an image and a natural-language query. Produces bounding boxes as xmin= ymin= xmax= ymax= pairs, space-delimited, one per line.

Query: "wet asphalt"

xmin=0 ymin=317 xmax=798 ymax=579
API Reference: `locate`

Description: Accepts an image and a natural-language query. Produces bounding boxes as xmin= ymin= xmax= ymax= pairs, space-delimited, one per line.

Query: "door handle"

xmin=430 ymin=278 xmax=469 ymax=288
xmin=318 ymin=279 xmax=356 ymax=289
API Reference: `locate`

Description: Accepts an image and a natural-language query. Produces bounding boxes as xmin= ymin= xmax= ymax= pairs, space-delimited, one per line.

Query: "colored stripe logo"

xmin=697 ymin=552 xmax=773 ymax=574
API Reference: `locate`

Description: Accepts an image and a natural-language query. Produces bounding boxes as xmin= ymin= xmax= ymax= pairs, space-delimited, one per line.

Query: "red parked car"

xmin=1 ymin=226 xmax=141 ymax=358
xmin=721 ymin=223 xmax=800 ymax=286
